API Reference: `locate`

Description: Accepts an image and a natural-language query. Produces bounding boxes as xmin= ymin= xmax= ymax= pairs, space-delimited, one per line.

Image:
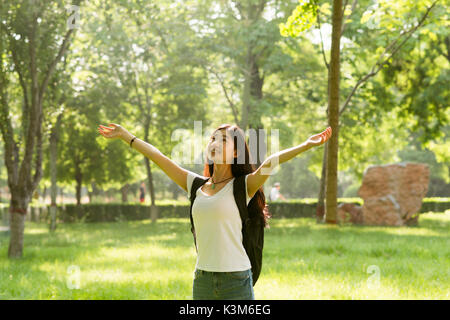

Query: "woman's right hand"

xmin=98 ymin=123 xmax=127 ymax=140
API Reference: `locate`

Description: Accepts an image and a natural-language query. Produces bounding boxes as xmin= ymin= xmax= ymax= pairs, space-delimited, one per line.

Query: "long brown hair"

xmin=202 ymin=124 xmax=272 ymax=228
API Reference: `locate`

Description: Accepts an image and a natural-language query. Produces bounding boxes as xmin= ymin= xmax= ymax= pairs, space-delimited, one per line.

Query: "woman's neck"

xmin=211 ymin=163 xmax=233 ymax=182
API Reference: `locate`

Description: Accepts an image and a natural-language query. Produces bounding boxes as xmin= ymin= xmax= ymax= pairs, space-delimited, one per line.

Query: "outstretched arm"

xmin=98 ymin=123 xmax=189 ymax=192
xmin=247 ymin=127 xmax=332 ymax=198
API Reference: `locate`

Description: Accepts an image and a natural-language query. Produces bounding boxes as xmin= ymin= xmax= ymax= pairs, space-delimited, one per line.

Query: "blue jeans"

xmin=192 ymin=268 xmax=255 ymax=300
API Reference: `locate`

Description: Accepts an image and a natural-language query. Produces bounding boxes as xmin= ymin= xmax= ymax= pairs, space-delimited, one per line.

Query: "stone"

xmin=357 ymin=162 xmax=429 ymax=226
xmin=337 ymin=203 xmax=363 ymax=224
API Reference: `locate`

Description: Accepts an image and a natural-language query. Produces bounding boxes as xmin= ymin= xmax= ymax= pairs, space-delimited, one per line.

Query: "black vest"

xmin=189 ymin=175 xmax=264 ymax=286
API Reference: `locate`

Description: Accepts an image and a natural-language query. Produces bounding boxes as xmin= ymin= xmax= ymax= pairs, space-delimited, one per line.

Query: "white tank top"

xmin=186 ymin=171 xmax=254 ymax=272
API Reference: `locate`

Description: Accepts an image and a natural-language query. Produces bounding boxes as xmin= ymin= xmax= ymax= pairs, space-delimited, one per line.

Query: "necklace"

xmin=209 ymin=176 xmax=234 ymax=189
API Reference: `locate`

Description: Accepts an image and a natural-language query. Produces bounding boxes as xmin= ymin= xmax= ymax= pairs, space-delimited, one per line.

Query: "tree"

xmin=71 ymin=0 xmax=209 ymax=214
xmin=281 ymin=0 xmax=442 ymax=223
xmin=0 ymin=0 xmax=81 ymax=258
xmin=325 ymin=0 xmax=343 ymax=224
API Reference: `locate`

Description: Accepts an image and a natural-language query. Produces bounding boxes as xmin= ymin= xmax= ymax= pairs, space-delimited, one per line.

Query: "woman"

xmin=98 ymin=123 xmax=332 ymax=299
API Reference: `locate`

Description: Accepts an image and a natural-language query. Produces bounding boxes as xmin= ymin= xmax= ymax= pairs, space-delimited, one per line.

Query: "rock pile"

xmin=357 ymin=162 xmax=429 ymax=226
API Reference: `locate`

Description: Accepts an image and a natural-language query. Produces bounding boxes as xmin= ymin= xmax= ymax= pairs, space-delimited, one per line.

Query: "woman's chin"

xmin=209 ymin=152 xmax=234 ymax=164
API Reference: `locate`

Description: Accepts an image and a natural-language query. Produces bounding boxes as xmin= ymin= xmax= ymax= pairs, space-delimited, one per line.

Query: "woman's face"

xmin=207 ymin=129 xmax=236 ymax=164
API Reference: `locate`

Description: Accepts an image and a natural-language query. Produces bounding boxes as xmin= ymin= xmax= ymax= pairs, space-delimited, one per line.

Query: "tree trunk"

xmin=75 ymin=183 xmax=81 ymax=205
xmin=316 ymin=144 xmax=328 ymax=223
xmin=144 ymin=144 xmax=157 ymax=222
xmin=42 ymin=185 xmax=47 ymax=203
xmin=325 ymin=0 xmax=343 ymax=224
xmin=87 ymin=186 xmax=93 ymax=203
xmin=49 ymin=113 xmax=62 ymax=232
xmin=8 ymin=211 xmax=26 ymax=258
xmin=91 ymin=181 xmax=99 ymax=202
xmin=145 ymin=158 xmax=159 ymax=223
xmin=240 ymin=46 xmax=251 ymax=130
xmin=49 ymin=202 xmax=57 ymax=232
xmin=121 ymin=183 xmax=129 ymax=203
xmin=317 ymin=45 xmax=331 ymax=225
xmin=60 ymin=187 xmax=64 ymax=205
xmin=75 ymin=164 xmax=82 ymax=206
xmin=143 ymin=83 xmax=157 ymax=222
xmin=242 ymin=44 xmax=266 ymax=168
xmin=250 ymin=57 xmax=265 ymax=167
xmin=8 ymin=196 xmax=30 ymax=258
xmin=144 ymin=159 xmax=155 ymax=207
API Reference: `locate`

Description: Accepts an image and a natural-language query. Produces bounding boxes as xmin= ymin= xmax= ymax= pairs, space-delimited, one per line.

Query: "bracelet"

xmin=130 ymin=136 xmax=137 ymax=147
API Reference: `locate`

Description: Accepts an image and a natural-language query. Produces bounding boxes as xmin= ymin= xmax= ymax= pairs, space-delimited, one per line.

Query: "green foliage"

xmin=1 ymin=0 xmax=448 ymax=204
xmin=341 ymin=0 xmax=448 ymax=144
xmin=264 ymin=156 xmax=321 ymax=198
xmin=279 ymin=0 xmax=318 ymax=38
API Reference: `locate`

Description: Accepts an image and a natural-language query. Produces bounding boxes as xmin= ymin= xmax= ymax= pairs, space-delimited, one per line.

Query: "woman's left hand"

xmin=98 ymin=123 xmax=127 ymax=140
xmin=306 ymin=127 xmax=332 ymax=147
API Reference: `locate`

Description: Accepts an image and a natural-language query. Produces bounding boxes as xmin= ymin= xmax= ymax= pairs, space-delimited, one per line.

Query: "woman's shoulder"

xmin=186 ymin=171 xmax=208 ymax=195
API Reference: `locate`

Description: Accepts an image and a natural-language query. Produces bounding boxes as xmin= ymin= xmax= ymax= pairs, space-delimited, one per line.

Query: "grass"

xmin=0 ymin=211 xmax=449 ymax=300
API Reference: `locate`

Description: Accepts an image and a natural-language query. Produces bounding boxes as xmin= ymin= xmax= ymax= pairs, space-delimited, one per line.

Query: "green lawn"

xmin=0 ymin=212 xmax=449 ymax=299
